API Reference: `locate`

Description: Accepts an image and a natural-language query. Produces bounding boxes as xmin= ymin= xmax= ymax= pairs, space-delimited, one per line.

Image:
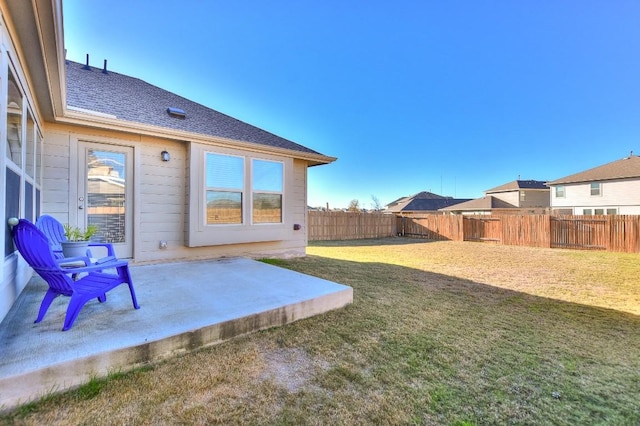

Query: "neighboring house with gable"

xmin=0 ymin=2 xmax=335 ymax=323
xmin=384 ymin=191 xmax=471 ymax=215
xmin=546 ymin=154 xmax=640 ymax=215
xmin=440 ymin=180 xmax=550 ymax=215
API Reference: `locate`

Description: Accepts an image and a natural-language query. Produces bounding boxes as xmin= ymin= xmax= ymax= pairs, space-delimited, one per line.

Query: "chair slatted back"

xmin=35 ymin=215 xmax=67 ymax=258
xmin=13 ymin=219 xmax=74 ymax=296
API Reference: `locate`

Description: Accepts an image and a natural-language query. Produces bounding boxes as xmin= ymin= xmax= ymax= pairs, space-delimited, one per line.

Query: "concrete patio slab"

xmin=0 ymin=257 xmax=352 ymax=411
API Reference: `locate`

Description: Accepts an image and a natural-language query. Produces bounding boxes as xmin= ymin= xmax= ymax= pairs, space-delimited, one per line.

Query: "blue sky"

xmin=63 ymin=1 xmax=640 ymax=209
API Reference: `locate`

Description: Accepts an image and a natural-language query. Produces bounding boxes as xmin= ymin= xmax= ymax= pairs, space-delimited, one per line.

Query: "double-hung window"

xmin=4 ymin=66 xmax=42 ymax=258
xmin=590 ymin=182 xmax=601 ymax=196
xmin=555 ymin=186 xmax=565 ymax=198
xmin=252 ymin=159 xmax=283 ymax=224
xmin=205 ymin=153 xmax=244 ymax=224
xmin=191 ymin=145 xmax=290 ymax=247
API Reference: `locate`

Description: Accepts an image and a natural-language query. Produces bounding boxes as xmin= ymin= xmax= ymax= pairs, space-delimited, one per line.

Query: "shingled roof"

xmin=439 ymin=196 xmax=517 ymax=211
xmin=65 ymin=60 xmax=325 ymax=157
xmin=385 ymin=191 xmax=471 ymax=213
xmin=547 ymin=155 xmax=640 ymax=185
xmin=485 ymin=180 xmax=548 ymax=193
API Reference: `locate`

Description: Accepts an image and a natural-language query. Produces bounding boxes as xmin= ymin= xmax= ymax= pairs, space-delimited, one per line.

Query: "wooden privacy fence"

xmin=307 ymin=212 xmax=640 ymax=252
xmin=308 ymin=211 xmax=397 ymax=241
xmin=401 ymin=214 xmax=640 ymax=253
xmin=399 ymin=214 xmax=463 ymax=241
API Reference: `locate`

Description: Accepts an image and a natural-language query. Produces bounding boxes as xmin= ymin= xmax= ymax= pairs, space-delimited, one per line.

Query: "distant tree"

xmin=348 ymin=199 xmax=361 ymax=212
xmin=371 ymin=194 xmax=382 ymax=211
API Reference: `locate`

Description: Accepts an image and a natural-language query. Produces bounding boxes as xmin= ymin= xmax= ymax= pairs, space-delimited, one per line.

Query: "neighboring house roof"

xmin=386 ymin=191 xmax=471 ymax=213
xmin=386 ymin=191 xmax=445 ymax=208
xmin=65 ymin=60 xmax=326 ymax=158
xmin=485 ymin=180 xmax=548 ymax=193
xmin=440 ymin=196 xmax=516 ymax=211
xmin=546 ymin=155 xmax=640 ymax=185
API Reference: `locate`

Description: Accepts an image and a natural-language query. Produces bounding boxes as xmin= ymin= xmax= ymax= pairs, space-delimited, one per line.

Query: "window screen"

xmin=206 ymin=153 xmax=244 ymax=224
xmin=252 ymin=159 xmax=283 ymax=223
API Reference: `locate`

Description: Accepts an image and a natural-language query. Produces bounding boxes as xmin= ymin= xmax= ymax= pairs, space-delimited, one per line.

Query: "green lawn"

xmin=3 ymin=239 xmax=639 ymax=425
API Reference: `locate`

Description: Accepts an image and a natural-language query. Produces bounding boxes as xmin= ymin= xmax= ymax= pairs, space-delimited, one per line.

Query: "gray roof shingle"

xmin=547 ymin=155 xmax=640 ymax=185
xmin=439 ymin=196 xmax=516 ymax=211
xmin=385 ymin=191 xmax=471 ymax=212
xmin=65 ymin=60 xmax=323 ymax=156
xmin=485 ymin=180 xmax=548 ymax=193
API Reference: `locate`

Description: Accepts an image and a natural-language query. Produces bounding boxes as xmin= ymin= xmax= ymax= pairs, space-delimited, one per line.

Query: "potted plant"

xmin=61 ymin=224 xmax=99 ymax=258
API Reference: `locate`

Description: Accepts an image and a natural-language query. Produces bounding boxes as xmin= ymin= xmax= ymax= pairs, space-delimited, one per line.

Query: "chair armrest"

xmin=88 ymin=243 xmax=116 ymax=257
xmin=94 ymin=256 xmax=117 ymax=264
xmin=55 ymin=258 xmax=128 ymax=274
xmin=57 ymin=256 xmax=92 ymax=267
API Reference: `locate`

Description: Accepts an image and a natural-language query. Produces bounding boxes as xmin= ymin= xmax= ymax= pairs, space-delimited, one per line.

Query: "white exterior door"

xmin=77 ymin=142 xmax=133 ymax=258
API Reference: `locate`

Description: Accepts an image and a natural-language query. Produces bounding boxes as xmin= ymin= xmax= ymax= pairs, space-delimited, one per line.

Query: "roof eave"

xmin=547 ymin=176 xmax=640 ymax=186
xmin=57 ymin=112 xmax=336 ymax=165
xmin=3 ymin=0 xmax=66 ymax=121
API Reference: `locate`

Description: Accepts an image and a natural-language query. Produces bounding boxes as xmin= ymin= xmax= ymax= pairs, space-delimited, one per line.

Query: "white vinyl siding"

xmin=0 ymin=22 xmax=44 ymax=323
xmin=42 ymin=129 xmax=311 ymax=263
xmin=550 ymin=179 xmax=640 ymax=215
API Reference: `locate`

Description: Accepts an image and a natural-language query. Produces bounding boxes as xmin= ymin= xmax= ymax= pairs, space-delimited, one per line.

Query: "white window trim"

xmin=188 ymin=143 xmax=293 ymax=247
xmin=251 ymin=158 xmax=284 ymax=225
xmin=3 ymin=54 xmax=43 ymax=256
xmin=204 ymin=152 xmax=245 ymax=226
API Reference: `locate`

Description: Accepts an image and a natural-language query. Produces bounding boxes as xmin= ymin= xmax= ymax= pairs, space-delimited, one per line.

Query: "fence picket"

xmin=307 ymin=211 xmax=640 ymax=253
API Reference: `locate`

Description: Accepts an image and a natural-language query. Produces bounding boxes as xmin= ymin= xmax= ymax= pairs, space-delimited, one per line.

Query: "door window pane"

xmin=87 ymin=149 xmax=126 ymax=243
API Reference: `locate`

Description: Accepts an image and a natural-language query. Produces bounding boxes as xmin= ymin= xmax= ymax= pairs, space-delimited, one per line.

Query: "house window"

xmin=252 ymin=159 xmax=283 ymax=223
xmin=4 ymin=169 xmax=20 ymax=257
xmin=583 ymin=209 xmax=592 ymax=215
xmin=590 ymin=182 xmax=601 ymax=196
xmin=555 ymin=186 xmax=565 ymax=198
xmin=6 ymin=70 xmax=23 ymax=168
xmin=606 ymin=208 xmax=617 ymax=215
xmin=594 ymin=208 xmax=604 ymax=215
xmin=520 ymin=191 xmax=526 ymax=202
xmin=189 ymin=144 xmax=290 ymax=247
xmin=5 ymin=67 xmax=43 ymax=257
xmin=205 ymin=153 xmax=244 ymax=224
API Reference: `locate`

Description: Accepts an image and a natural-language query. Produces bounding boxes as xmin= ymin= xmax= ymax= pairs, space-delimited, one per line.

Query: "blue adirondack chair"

xmin=12 ymin=219 xmax=140 ymax=331
xmin=35 ymin=215 xmax=116 ymax=262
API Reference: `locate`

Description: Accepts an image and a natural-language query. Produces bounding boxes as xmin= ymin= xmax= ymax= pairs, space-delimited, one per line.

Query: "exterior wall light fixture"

xmin=161 ymin=150 xmax=170 ymax=162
